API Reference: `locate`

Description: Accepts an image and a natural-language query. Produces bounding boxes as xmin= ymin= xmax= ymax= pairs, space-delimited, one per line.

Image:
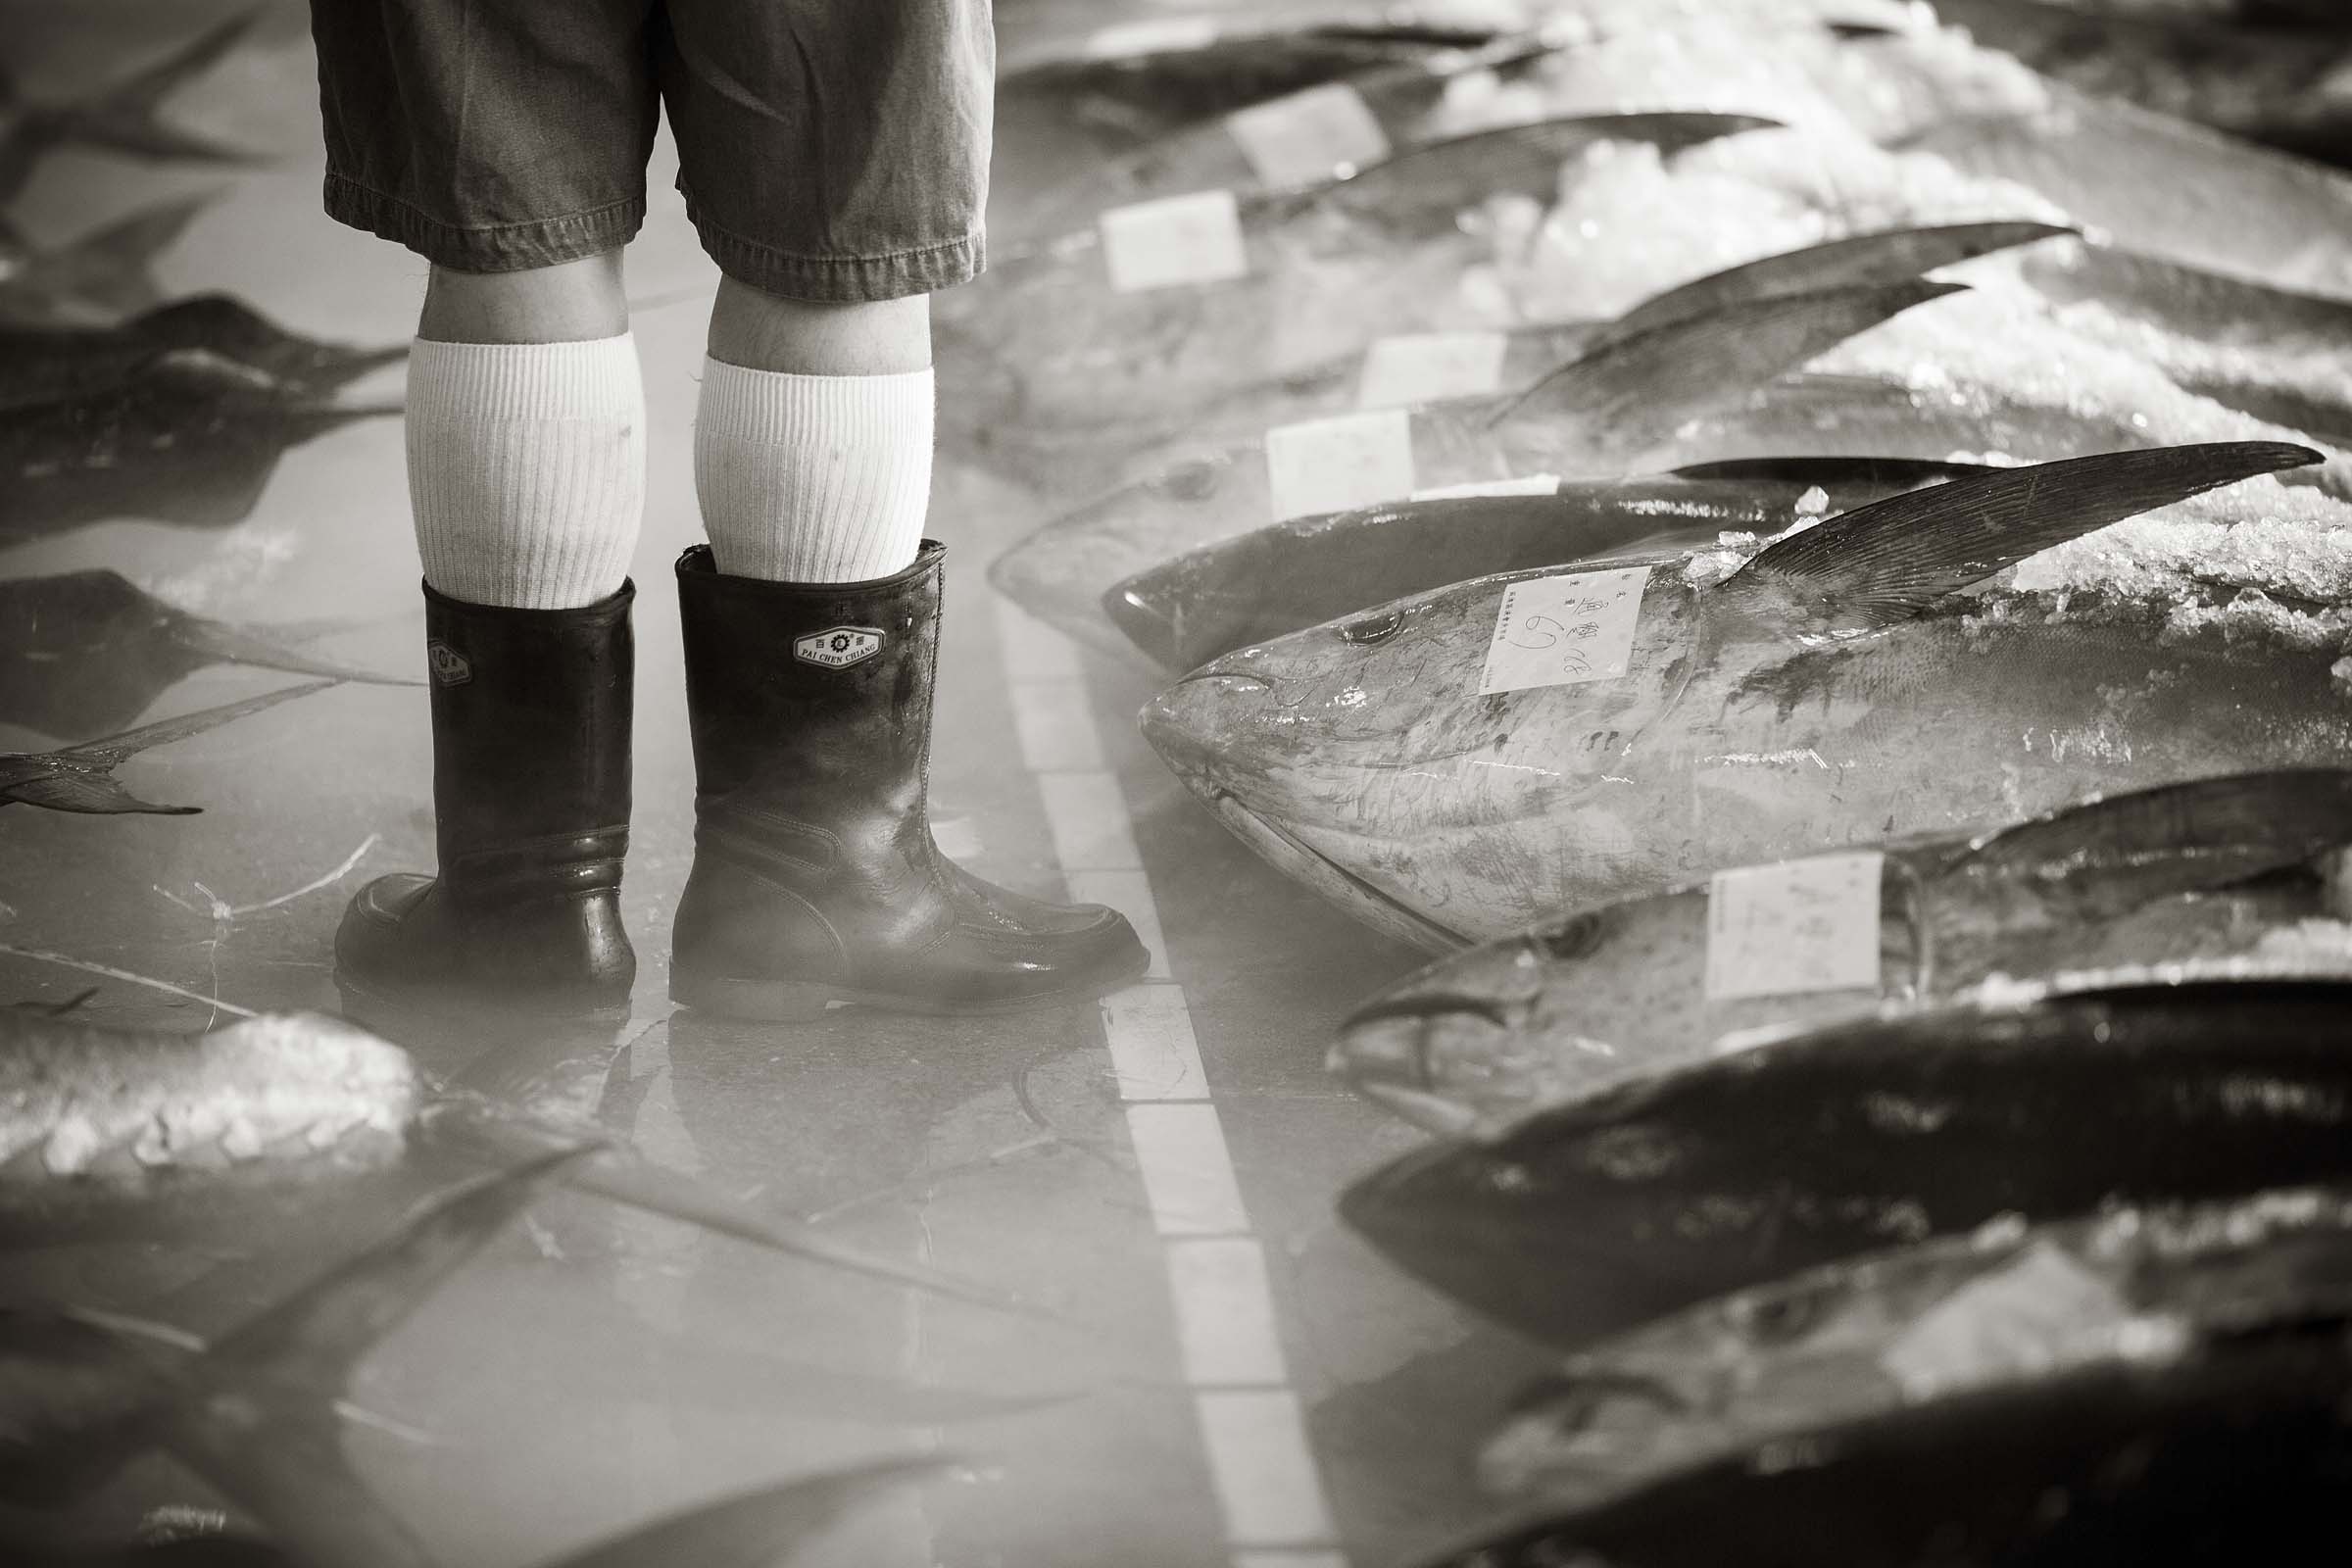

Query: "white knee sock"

xmin=405 ymin=335 xmax=645 ymax=610
xmin=693 ymin=359 xmax=934 ymax=583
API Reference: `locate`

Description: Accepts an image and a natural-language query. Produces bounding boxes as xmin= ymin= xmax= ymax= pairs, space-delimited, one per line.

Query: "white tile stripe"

xmin=994 ymin=597 xmax=1348 ymax=1567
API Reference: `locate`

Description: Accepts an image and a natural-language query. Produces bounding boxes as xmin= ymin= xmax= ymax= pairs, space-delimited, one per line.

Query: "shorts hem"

xmin=688 ymin=207 xmax=985 ymax=303
xmin=323 ymin=173 xmax=645 ymax=272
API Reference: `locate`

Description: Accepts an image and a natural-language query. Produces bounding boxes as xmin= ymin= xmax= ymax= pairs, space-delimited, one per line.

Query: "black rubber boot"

xmin=335 ymin=580 xmax=636 ymax=1017
xmin=669 ymin=542 xmax=1149 ymax=1017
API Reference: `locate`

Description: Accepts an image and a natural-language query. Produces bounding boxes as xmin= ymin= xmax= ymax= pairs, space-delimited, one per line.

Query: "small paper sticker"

xmin=1358 ymin=331 xmax=1510 ymax=410
xmin=1099 ymin=189 xmax=1250 ymax=294
xmin=1083 ymin=17 xmax=1219 ymax=57
xmin=1477 ymin=566 xmax=1649 ymax=696
xmin=1703 ymin=851 xmax=1884 ymax=1002
xmin=1264 ymin=408 xmax=1418 ymax=521
xmin=1226 ymin=82 xmax=1393 ymax=189
xmin=1412 ymin=472 xmax=1560 ymax=501
xmin=1879 ymin=1243 xmax=2132 ymax=1399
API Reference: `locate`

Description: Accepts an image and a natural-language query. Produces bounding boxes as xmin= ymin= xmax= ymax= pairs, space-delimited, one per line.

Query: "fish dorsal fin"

xmin=1492 ymin=278 xmax=1964 ymax=436
xmin=1668 ymin=456 xmax=1999 ymax=489
xmin=1598 ymin=220 xmax=2074 ymax=348
xmin=1720 ymin=442 xmax=2324 ymax=632
xmin=1945 ymin=770 xmax=2352 ymax=915
xmin=60 ymin=677 xmax=342 ymax=767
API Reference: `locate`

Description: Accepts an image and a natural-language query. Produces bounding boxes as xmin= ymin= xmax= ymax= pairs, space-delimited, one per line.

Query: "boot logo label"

xmin=426 ymin=640 xmax=472 ymax=686
xmin=794 ymin=626 xmax=884 ymax=669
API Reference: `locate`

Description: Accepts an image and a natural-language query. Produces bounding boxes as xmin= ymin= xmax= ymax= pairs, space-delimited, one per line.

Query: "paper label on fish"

xmin=1477 ymin=566 xmax=1649 ymax=695
xmin=1357 ymin=331 xmax=1509 ymax=410
xmin=1264 ymin=408 xmax=1418 ymax=520
xmin=1879 ymin=1242 xmax=2134 ymax=1400
xmin=1412 ymin=473 xmax=1560 ymax=501
xmin=1083 ymin=17 xmax=1219 ymax=57
xmin=1704 ymin=852 xmax=1883 ymax=1002
xmin=1100 ymin=190 xmax=1250 ymax=294
xmin=1226 ymin=83 xmax=1392 ymax=190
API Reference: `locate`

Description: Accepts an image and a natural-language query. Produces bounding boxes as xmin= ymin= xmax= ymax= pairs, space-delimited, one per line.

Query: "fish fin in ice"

xmin=1721 ymin=442 xmax=2325 ymax=633
xmin=1667 ymin=456 xmax=1996 ymax=488
xmin=1492 ymin=279 xmax=1966 ymax=447
xmin=1598 ymin=221 xmax=2074 ymax=348
xmin=542 ymin=1457 xmax=961 ymax=1568
xmin=1946 ymin=769 xmax=2352 ymax=915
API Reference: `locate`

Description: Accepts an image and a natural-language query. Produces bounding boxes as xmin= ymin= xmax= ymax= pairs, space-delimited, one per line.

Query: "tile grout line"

xmin=997 ymin=599 xmax=1349 ymax=1568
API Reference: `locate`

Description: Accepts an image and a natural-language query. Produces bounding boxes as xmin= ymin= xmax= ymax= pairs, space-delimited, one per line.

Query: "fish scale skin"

xmin=1146 ymin=564 xmax=2352 ymax=946
xmin=1342 ymin=984 xmax=2352 ymax=1352
xmin=0 ymin=1012 xmax=420 ymax=1183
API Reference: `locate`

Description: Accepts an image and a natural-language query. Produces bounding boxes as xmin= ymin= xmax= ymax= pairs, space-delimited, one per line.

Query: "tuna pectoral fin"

xmin=544 ymin=1457 xmax=959 ymax=1568
xmin=1723 ymin=442 xmax=2325 ymax=632
xmin=184 ymin=617 xmax=420 ymax=690
xmin=435 ymin=1104 xmax=1049 ymax=1317
xmin=1950 ymin=770 xmax=2352 ymax=913
xmin=1667 ymin=457 xmax=1997 ymax=489
xmin=1599 ymin=221 xmax=2074 ymax=348
xmin=1491 ymin=280 xmax=1965 ymax=453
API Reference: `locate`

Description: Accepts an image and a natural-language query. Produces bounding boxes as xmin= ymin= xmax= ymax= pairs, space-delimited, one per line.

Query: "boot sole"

xmin=336 ymin=971 xmax=635 ymax=1030
xmin=668 ymin=950 xmax=1152 ymax=1021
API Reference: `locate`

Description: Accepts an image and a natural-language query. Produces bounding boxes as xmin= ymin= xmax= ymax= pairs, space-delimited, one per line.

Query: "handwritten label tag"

xmin=1100 ymin=190 xmax=1250 ymax=294
xmin=1084 ymin=17 xmax=1219 ymax=57
xmin=1704 ymin=851 xmax=1884 ymax=1002
xmin=1880 ymin=1243 xmax=2131 ymax=1399
xmin=1264 ymin=408 xmax=1418 ymax=520
xmin=1226 ymin=82 xmax=1393 ymax=189
xmin=1412 ymin=472 xmax=1559 ymax=501
xmin=1357 ymin=330 xmax=1510 ymax=410
xmin=1478 ymin=566 xmax=1649 ymax=696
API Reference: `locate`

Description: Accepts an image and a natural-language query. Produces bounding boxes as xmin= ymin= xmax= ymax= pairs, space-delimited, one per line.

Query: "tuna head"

xmin=1138 ymin=573 xmax=1715 ymax=952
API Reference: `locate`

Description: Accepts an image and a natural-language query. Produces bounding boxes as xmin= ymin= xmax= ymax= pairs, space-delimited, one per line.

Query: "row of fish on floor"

xmin=970 ymin=2 xmax=2352 ymax=1563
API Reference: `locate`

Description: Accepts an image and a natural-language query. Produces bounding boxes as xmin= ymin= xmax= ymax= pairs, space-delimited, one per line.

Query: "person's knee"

xmin=706 ymin=279 xmax=932 ymax=376
xmin=419 ymin=251 xmax=629 ymax=345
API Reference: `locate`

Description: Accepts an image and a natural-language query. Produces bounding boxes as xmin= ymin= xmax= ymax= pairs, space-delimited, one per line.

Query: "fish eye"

xmin=1340 ymin=608 xmax=1404 ymax=645
xmin=1151 ymin=457 xmax=1225 ymax=501
xmin=1540 ymin=914 xmax=1603 ymax=961
xmin=1729 ymin=1283 xmax=1834 ymax=1346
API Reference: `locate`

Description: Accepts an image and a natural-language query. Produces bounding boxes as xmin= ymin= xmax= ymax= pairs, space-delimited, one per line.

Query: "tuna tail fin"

xmin=1720 ymin=442 xmax=2325 ymax=632
xmin=157 ymin=1150 xmax=594 ymax=1568
xmin=1946 ymin=769 xmax=2352 ymax=916
xmin=59 ymin=677 xmax=342 ymax=769
xmin=47 ymin=193 xmax=218 ymax=318
xmin=48 ymin=6 xmax=268 ymax=166
xmin=542 ymin=1457 xmax=961 ymax=1568
xmin=1596 ymin=221 xmax=2075 ymax=349
xmin=1489 ymin=278 xmax=1965 ymax=453
xmin=429 ymin=1101 xmax=1057 ymax=1320
xmin=0 ymin=771 xmax=200 ymax=814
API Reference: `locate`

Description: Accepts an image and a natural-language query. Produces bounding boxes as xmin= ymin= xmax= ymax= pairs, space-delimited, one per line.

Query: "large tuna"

xmin=1335 ymin=769 xmax=2352 ymax=1135
xmin=1138 ymin=444 xmax=2350 ymax=949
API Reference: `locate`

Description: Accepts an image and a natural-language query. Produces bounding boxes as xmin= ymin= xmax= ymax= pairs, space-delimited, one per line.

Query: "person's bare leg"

xmin=406 ymin=252 xmax=645 ymax=610
xmin=695 ymin=282 xmax=935 ymax=583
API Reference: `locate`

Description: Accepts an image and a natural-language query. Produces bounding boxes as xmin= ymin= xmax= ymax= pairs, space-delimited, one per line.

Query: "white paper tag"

xmin=1477 ymin=566 xmax=1649 ymax=696
xmin=1412 ymin=473 xmax=1560 ymax=501
xmin=1264 ymin=408 xmax=1418 ymax=521
xmin=1357 ymin=330 xmax=1510 ymax=410
xmin=1226 ymin=82 xmax=1393 ymax=189
xmin=1083 ymin=17 xmax=1219 ymax=57
xmin=1879 ymin=1243 xmax=2131 ymax=1399
xmin=1703 ymin=851 xmax=1884 ymax=1002
xmin=1099 ymin=189 xmax=1250 ymax=294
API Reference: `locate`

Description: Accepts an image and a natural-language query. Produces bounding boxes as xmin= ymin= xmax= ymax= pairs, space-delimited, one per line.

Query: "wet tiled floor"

xmin=0 ymin=4 xmax=1549 ymax=1564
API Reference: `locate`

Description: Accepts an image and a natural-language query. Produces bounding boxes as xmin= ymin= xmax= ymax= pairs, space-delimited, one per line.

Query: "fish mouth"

xmin=1331 ymin=990 xmax=1516 ymax=1136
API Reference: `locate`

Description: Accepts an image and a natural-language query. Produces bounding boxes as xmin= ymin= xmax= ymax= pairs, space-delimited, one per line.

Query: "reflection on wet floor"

xmin=0 ymin=4 xmax=1494 ymax=1564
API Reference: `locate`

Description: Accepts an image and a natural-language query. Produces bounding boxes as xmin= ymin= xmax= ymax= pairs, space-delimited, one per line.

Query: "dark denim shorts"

xmin=309 ymin=0 xmax=993 ymax=301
